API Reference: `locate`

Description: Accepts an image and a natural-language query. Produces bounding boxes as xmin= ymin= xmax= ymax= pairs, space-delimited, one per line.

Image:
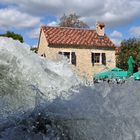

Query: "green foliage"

xmin=116 ymin=38 xmax=140 ymax=70
xmin=30 ymin=47 xmax=38 ymax=53
xmin=0 ymin=31 xmax=24 ymax=43
xmin=59 ymin=13 xmax=89 ymax=28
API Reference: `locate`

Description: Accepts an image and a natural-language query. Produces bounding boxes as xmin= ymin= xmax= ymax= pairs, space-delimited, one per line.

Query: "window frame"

xmin=58 ymin=51 xmax=76 ymax=65
xmin=91 ymin=52 xmax=106 ymax=65
xmin=94 ymin=53 xmax=101 ymax=64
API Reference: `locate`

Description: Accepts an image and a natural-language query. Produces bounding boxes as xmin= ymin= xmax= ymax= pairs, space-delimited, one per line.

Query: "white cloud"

xmin=129 ymin=26 xmax=140 ymax=37
xmin=1 ymin=0 xmax=140 ymax=27
xmin=109 ymin=30 xmax=123 ymax=46
xmin=31 ymin=44 xmax=37 ymax=48
xmin=0 ymin=8 xmax=41 ymax=30
xmin=1 ymin=0 xmax=140 ymax=46
xmin=111 ymin=38 xmax=122 ymax=46
xmin=110 ymin=30 xmax=122 ymax=38
xmin=47 ymin=21 xmax=58 ymax=26
xmin=27 ymin=27 xmax=40 ymax=39
xmin=27 ymin=21 xmax=58 ymax=39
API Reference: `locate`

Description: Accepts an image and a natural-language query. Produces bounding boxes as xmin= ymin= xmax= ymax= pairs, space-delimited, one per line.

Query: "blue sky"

xmin=0 ymin=0 xmax=140 ymax=47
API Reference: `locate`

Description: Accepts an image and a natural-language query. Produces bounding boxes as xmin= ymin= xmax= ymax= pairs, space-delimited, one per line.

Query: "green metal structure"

xmin=133 ymin=71 xmax=140 ymax=80
xmin=127 ymin=56 xmax=135 ymax=76
xmin=93 ymin=56 xmax=139 ymax=82
xmin=93 ymin=67 xmax=128 ymax=81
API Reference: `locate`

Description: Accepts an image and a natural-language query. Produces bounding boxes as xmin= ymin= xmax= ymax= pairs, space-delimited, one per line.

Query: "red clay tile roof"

xmin=41 ymin=26 xmax=114 ymax=48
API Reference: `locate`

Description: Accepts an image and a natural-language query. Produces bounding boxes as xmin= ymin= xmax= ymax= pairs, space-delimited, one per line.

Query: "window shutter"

xmin=71 ymin=52 xmax=76 ymax=65
xmin=91 ymin=53 xmax=95 ymax=66
xmin=102 ymin=53 xmax=106 ymax=65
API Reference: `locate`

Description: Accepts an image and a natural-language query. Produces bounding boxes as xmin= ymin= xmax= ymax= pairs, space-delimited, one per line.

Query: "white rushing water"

xmin=0 ymin=37 xmax=140 ymax=140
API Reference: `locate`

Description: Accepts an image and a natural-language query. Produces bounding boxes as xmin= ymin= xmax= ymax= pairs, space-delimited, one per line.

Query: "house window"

xmin=91 ymin=52 xmax=106 ymax=65
xmin=62 ymin=52 xmax=70 ymax=59
xmin=94 ymin=53 xmax=100 ymax=63
xmin=58 ymin=51 xmax=76 ymax=65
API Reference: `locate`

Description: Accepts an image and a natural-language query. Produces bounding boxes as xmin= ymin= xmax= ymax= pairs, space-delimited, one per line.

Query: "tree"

xmin=116 ymin=38 xmax=140 ymax=70
xmin=0 ymin=31 xmax=24 ymax=43
xmin=59 ymin=13 xmax=89 ymax=28
xmin=30 ymin=47 xmax=38 ymax=53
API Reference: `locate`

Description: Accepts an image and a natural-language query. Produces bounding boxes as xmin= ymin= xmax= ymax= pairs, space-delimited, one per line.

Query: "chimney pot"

xmin=96 ymin=22 xmax=105 ymax=36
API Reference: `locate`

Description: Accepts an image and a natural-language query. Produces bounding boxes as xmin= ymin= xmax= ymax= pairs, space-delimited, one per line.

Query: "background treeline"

xmin=0 ymin=31 xmax=24 ymax=43
xmin=116 ymin=38 xmax=140 ymax=70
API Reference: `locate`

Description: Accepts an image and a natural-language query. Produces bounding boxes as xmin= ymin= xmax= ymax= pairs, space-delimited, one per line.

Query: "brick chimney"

xmin=96 ymin=22 xmax=105 ymax=36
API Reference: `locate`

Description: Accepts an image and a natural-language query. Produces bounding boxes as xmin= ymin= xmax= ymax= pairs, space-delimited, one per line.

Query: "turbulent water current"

xmin=0 ymin=37 xmax=140 ymax=140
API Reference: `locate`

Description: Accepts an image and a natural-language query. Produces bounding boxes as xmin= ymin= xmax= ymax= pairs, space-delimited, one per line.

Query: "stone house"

xmin=37 ymin=22 xmax=115 ymax=80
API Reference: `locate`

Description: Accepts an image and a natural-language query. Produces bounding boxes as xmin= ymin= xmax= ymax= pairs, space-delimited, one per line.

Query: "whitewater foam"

xmin=1 ymin=37 xmax=140 ymax=140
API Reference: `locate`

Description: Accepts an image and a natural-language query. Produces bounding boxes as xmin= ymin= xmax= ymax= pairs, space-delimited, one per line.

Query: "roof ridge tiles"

xmin=42 ymin=25 xmax=96 ymax=31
